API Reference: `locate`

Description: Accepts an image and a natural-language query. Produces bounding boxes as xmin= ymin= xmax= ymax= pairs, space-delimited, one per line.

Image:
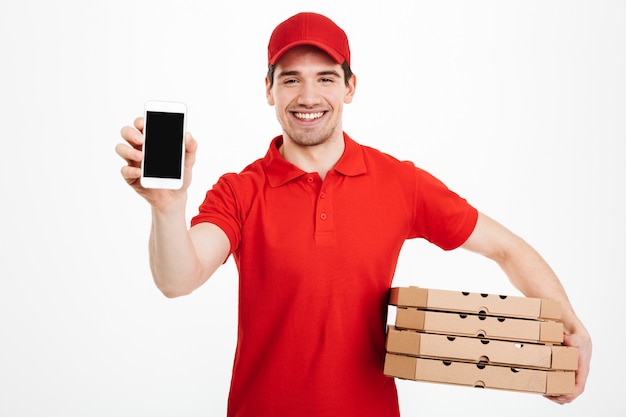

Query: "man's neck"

xmin=280 ymin=133 xmax=345 ymax=180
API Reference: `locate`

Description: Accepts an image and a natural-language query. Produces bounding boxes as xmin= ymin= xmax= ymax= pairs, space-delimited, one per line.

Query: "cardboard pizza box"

xmin=384 ymin=353 xmax=575 ymax=395
xmin=386 ymin=326 xmax=577 ymax=370
xmin=389 ymin=286 xmax=561 ymax=320
xmin=395 ymin=308 xmax=563 ymax=344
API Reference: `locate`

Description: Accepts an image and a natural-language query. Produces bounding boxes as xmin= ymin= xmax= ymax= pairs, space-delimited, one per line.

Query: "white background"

xmin=1 ymin=0 xmax=624 ymax=416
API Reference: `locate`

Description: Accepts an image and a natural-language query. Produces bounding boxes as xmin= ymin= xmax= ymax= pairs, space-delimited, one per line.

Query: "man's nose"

xmin=296 ymin=82 xmax=321 ymax=106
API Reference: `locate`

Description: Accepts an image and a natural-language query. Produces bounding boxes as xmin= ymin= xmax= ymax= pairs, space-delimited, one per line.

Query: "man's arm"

xmin=461 ymin=212 xmax=592 ymax=404
xmin=116 ymin=117 xmax=230 ymax=297
xmin=148 ymin=204 xmax=230 ymax=298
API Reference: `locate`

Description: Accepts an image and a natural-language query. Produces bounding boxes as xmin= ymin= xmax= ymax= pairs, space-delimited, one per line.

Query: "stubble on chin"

xmin=283 ymin=123 xmax=339 ymax=148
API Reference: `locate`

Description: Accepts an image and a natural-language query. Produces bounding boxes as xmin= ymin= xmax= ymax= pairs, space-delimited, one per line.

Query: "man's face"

xmin=266 ymin=45 xmax=356 ymax=148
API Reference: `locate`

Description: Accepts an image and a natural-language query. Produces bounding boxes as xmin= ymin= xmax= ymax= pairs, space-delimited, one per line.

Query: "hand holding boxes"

xmin=384 ymin=287 xmax=578 ymax=395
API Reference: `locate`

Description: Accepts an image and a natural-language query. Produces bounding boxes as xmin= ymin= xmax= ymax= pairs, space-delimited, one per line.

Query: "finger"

xmin=183 ymin=132 xmax=197 ymax=168
xmin=120 ymin=125 xmax=144 ymax=149
xmin=115 ymin=142 xmax=143 ymax=167
xmin=185 ymin=131 xmax=197 ymax=153
xmin=545 ymin=394 xmax=570 ymax=405
xmin=134 ymin=116 xmax=145 ymax=132
xmin=120 ymin=165 xmax=141 ymax=184
xmin=564 ymin=333 xmax=592 ymax=400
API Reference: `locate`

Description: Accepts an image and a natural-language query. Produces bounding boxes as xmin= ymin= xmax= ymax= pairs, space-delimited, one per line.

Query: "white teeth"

xmin=294 ymin=112 xmax=324 ymax=121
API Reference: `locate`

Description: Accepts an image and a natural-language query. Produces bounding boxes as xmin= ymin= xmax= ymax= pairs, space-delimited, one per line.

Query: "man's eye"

xmin=284 ymin=79 xmax=299 ymax=85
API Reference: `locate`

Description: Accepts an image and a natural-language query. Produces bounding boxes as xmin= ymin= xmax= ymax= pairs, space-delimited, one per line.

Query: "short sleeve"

xmin=190 ymin=173 xmax=244 ymax=254
xmin=410 ymin=167 xmax=478 ymax=250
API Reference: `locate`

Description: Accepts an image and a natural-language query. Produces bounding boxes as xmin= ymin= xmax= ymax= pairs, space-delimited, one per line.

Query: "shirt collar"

xmin=262 ymin=132 xmax=367 ymax=187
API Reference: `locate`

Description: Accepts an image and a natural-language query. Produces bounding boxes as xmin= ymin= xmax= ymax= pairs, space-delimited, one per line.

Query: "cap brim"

xmin=269 ymin=40 xmax=345 ymax=65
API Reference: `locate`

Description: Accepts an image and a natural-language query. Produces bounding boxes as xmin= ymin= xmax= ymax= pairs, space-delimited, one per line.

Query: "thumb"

xmin=184 ymin=132 xmax=198 ymax=168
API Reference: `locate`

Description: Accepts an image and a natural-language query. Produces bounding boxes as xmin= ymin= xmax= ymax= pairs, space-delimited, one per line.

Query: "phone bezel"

xmin=140 ymin=100 xmax=187 ymax=190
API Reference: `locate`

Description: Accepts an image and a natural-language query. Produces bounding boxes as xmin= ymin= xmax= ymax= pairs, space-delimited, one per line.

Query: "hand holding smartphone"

xmin=140 ymin=101 xmax=187 ymax=190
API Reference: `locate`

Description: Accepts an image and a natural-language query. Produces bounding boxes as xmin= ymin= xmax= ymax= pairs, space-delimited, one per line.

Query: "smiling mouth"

xmin=293 ymin=111 xmax=325 ymax=121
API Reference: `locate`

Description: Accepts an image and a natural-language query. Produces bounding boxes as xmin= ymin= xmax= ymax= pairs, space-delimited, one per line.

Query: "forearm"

xmin=463 ymin=213 xmax=587 ymax=335
xmin=496 ymin=236 xmax=585 ymax=336
xmin=149 ymin=197 xmax=205 ymax=298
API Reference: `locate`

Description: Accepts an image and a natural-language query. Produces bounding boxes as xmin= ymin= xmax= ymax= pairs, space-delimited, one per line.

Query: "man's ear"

xmin=265 ymin=77 xmax=275 ymax=106
xmin=344 ymin=74 xmax=356 ymax=104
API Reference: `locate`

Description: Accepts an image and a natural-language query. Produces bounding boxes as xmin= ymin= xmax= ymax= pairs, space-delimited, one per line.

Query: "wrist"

xmin=151 ymin=192 xmax=188 ymax=217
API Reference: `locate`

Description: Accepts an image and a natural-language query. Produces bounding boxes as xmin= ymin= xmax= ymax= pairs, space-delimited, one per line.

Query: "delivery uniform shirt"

xmin=191 ymin=133 xmax=478 ymax=417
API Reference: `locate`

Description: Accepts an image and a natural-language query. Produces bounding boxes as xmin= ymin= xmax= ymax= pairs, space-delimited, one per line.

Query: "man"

xmin=116 ymin=12 xmax=591 ymax=417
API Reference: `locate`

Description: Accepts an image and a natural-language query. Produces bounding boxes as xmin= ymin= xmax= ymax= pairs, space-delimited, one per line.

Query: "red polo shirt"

xmin=191 ymin=133 xmax=478 ymax=417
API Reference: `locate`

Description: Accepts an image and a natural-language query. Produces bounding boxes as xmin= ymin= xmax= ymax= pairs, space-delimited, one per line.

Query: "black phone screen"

xmin=143 ymin=111 xmax=185 ymax=179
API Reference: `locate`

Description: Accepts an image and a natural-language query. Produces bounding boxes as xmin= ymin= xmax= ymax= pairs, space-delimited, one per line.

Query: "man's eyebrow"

xmin=277 ymin=70 xmax=300 ymax=78
xmin=317 ymin=70 xmax=342 ymax=78
xmin=277 ymin=69 xmax=342 ymax=78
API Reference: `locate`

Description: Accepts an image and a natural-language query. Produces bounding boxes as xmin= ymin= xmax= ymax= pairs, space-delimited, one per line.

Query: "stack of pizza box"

xmin=384 ymin=286 xmax=578 ymax=395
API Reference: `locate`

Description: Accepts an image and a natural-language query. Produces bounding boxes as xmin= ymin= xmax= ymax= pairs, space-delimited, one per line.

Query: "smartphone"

xmin=140 ymin=101 xmax=187 ymax=190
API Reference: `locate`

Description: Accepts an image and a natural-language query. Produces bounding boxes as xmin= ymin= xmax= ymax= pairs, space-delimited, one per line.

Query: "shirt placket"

xmin=306 ymin=173 xmax=335 ymax=247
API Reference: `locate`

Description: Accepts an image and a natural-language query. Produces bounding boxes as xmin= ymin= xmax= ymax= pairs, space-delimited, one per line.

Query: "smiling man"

xmin=117 ymin=12 xmax=591 ymax=417
xmin=266 ymin=44 xmax=354 ymax=178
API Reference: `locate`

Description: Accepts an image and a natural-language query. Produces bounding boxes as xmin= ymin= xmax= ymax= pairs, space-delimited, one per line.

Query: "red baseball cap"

xmin=267 ymin=12 xmax=351 ymax=66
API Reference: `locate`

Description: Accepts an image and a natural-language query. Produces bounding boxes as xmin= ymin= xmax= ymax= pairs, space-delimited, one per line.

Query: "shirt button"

xmin=306 ymin=176 xmax=314 ymax=183
xmin=320 ymin=192 xmax=326 ymax=199
xmin=320 ymin=213 xmax=328 ymax=220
